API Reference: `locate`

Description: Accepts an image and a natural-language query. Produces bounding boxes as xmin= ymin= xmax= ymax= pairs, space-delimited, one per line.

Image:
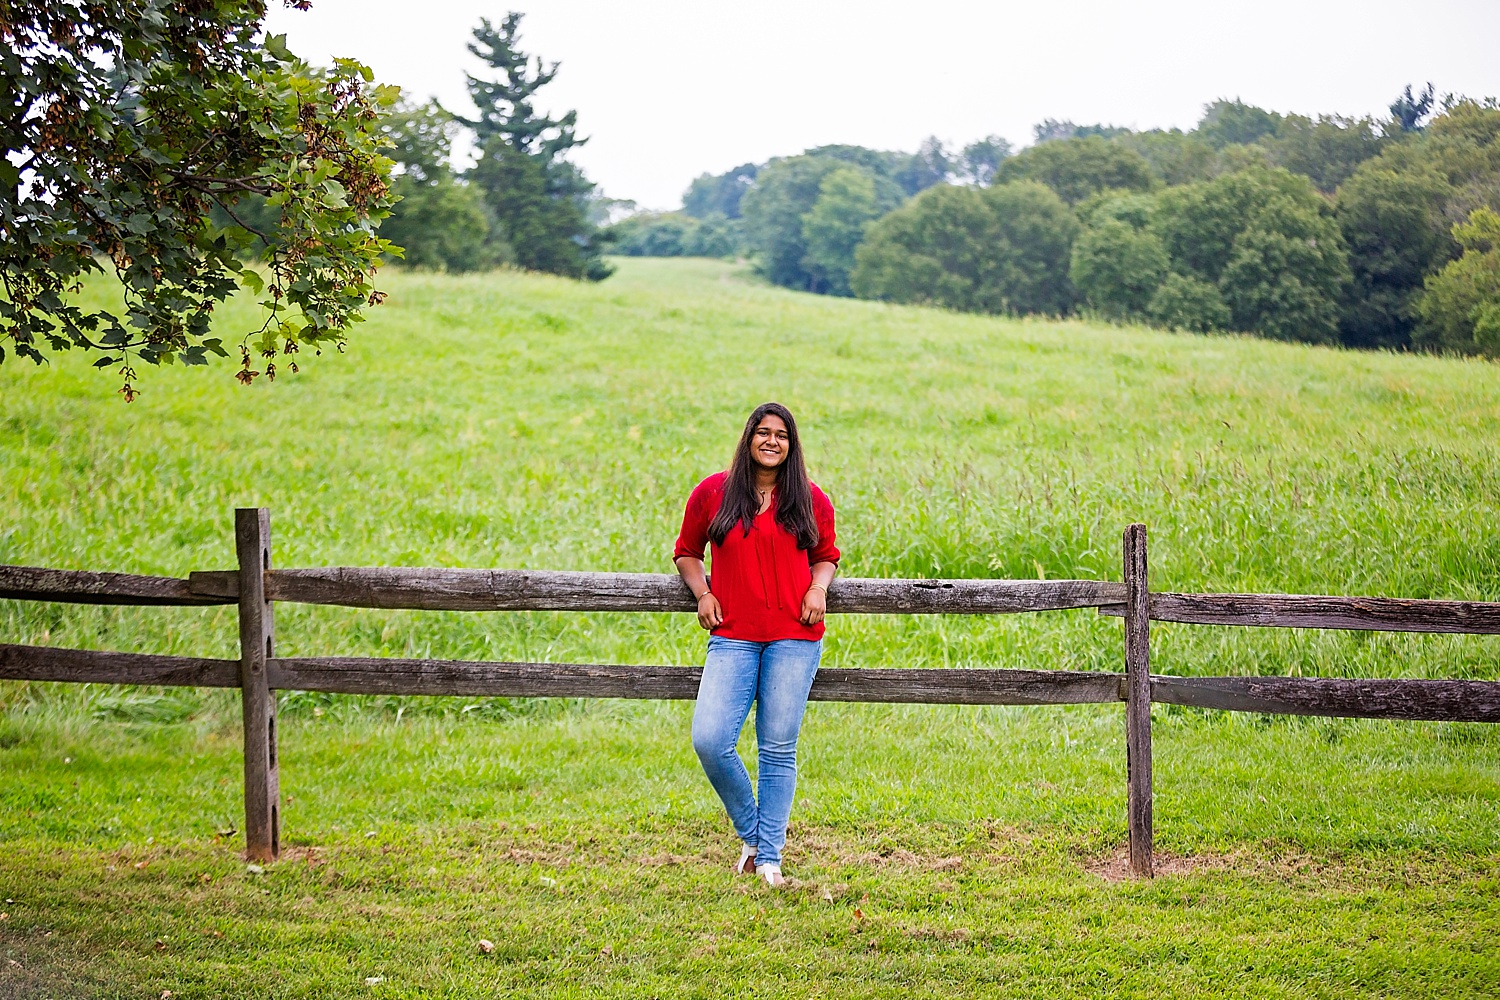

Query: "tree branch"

xmin=209 ymin=192 xmax=274 ymax=247
xmin=164 ymin=170 xmax=275 ymax=196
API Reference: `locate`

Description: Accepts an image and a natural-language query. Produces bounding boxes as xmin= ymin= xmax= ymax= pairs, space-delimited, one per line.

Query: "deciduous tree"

xmin=1 ymin=1 xmax=399 ymax=399
xmin=1416 ymin=207 xmax=1500 ymax=356
xmin=741 ymin=156 xmax=901 ymax=290
xmin=1196 ymin=99 xmax=1283 ymax=149
xmin=1268 ymin=114 xmax=1387 ymax=193
xmin=1071 ymin=213 xmax=1169 ymax=320
xmin=683 ymin=164 xmax=758 ymax=219
xmin=801 ymin=168 xmax=888 ymax=296
xmin=1146 ymin=273 xmax=1231 ymax=333
xmin=958 ymin=135 xmax=1012 ymax=185
xmin=1335 ymin=164 xmax=1455 ymax=348
xmin=996 ymin=137 xmax=1156 ymax=205
xmin=1155 ymin=167 xmax=1349 ymax=343
xmin=850 ymin=181 xmax=1078 ymax=315
xmin=378 ymin=98 xmax=502 ymax=272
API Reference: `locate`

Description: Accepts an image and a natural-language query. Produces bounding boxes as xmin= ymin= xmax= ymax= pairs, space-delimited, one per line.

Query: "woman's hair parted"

xmin=708 ymin=402 xmax=820 ymax=549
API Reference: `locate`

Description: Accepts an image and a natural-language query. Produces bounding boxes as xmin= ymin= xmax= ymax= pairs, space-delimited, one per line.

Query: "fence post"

xmin=236 ymin=507 xmax=280 ymax=862
xmin=1123 ymin=522 xmax=1154 ymax=877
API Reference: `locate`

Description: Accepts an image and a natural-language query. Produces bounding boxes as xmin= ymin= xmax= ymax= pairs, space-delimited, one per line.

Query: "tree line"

xmin=611 ymin=90 xmax=1500 ymax=357
xmin=7 ymin=4 xmax=1497 ymax=402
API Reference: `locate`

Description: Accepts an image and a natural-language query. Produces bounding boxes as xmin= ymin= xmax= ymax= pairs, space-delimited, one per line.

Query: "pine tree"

xmin=1389 ymin=83 xmax=1436 ymax=133
xmin=460 ymin=14 xmax=611 ymax=281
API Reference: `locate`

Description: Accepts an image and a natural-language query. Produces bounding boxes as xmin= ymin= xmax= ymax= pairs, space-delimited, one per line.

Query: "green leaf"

xmin=264 ymin=34 xmax=294 ymax=62
xmin=92 ymin=356 xmax=118 ymax=368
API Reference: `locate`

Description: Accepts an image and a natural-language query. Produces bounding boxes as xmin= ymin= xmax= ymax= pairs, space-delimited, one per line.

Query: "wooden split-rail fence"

xmin=3 ymin=510 xmax=1499 ymax=877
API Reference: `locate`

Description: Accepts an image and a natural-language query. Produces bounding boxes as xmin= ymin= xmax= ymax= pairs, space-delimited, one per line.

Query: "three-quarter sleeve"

xmin=808 ymin=486 xmax=840 ymax=565
xmin=672 ymin=475 xmax=719 ymax=561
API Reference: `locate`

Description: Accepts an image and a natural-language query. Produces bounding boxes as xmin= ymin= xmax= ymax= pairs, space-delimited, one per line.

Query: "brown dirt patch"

xmin=1084 ymin=843 xmax=1236 ymax=882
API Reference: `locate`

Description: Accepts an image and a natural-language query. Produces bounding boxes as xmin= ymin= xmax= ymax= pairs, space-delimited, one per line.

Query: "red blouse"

xmin=673 ymin=471 xmax=841 ymax=642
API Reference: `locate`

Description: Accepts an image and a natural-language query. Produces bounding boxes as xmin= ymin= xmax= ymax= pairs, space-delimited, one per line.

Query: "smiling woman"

xmin=672 ymin=402 xmax=840 ymax=887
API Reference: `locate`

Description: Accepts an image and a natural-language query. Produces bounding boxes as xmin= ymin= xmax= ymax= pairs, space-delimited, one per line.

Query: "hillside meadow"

xmin=1 ymin=257 xmax=1498 ymax=997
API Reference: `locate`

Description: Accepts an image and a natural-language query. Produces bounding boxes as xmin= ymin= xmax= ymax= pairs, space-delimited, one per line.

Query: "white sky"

xmin=266 ymin=0 xmax=1500 ymax=210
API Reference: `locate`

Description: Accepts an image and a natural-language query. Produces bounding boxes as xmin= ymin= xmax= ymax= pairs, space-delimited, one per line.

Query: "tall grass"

xmin=3 ymin=260 xmax=1499 ymax=996
xmin=3 ymin=258 xmax=1497 ymax=724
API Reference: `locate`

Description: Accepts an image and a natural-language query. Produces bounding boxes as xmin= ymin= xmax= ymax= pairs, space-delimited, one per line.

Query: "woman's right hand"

xmin=696 ymin=592 xmax=723 ymax=630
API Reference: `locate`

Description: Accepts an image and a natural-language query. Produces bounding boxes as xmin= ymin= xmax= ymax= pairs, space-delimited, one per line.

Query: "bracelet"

xmin=808 ymin=583 xmax=827 ymax=593
xmin=694 ymin=591 xmax=711 ymax=602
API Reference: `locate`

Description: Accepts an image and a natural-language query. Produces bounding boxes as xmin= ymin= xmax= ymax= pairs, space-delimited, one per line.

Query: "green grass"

xmin=2 ymin=258 xmax=1499 ymax=996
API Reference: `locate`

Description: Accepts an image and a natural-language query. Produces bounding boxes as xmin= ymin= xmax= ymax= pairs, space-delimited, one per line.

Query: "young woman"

xmin=673 ymin=402 xmax=839 ymax=887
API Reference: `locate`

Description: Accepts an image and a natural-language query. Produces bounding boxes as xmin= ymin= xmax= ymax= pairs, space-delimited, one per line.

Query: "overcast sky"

xmin=266 ymin=0 xmax=1500 ymax=210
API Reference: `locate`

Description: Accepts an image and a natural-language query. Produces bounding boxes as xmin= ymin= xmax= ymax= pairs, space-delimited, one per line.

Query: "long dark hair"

xmin=708 ymin=402 xmax=819 ymax=549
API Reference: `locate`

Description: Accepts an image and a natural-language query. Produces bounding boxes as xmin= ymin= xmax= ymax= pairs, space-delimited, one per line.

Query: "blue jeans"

xmin=691 ymin=636 xmax=822 ymax=868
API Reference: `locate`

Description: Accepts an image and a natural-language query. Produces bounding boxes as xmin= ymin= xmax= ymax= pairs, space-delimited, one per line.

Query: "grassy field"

xmin=2 ymin=257 xmax=1499 ymax=997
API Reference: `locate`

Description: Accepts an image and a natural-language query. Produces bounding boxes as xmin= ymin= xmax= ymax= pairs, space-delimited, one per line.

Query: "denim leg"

xmin=751 ymin=638 xmax=822 ymax=867
xmin=691 ymin=637 xmax=763 ymax=849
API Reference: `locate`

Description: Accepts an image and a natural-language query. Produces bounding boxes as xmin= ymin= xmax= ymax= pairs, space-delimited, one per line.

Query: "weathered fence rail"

xmin=183 ymin=566 xmax=1125 ymax=615
xmin=2 ymin=508 xmax=1498 ymax=877
xmin=1098 ymin=593 xmax=1500 ymax=633
xmin=0 ymin=565 xmax=231 ymax=607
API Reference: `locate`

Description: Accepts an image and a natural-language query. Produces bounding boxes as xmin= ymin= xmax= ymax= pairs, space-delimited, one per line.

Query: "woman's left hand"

xmin=800 ymin=586 xmax=826 ymax=625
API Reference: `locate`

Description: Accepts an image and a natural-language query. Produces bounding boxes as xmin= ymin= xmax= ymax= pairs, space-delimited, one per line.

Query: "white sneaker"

xmin=755 ymin=863 xmax=785 ymax=887
xmin=734 ymin=844 xmax=757 ymax=875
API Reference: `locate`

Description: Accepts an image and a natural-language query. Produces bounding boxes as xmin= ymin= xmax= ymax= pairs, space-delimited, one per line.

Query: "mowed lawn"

xmin=1 ymin=257 xmax=1499 ymax=997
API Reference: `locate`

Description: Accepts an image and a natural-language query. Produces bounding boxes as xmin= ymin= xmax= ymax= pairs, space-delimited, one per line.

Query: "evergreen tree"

xmin=1390 ymin=83 xmax=1436 ymax=133
xmin=460 ymin=14 xmax=610 ymax=281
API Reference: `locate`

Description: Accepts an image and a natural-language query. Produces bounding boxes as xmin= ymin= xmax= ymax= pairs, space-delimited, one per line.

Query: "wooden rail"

xmin=0 ymin=564 xmax=231 ymax=607
xmin=184 ymin=567 xmax=1124 ymax=615
xmin=0 ymin=644 xmax=1123 ymax=705
xmin=1099 ymin=592 xmax=1500 ymax=633
xmin=3 ymin=509 xmax=1498 ymax=879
